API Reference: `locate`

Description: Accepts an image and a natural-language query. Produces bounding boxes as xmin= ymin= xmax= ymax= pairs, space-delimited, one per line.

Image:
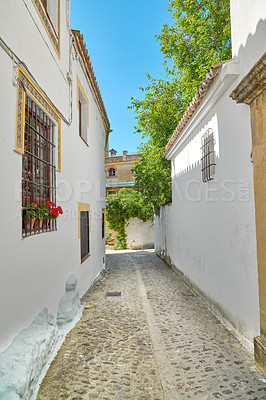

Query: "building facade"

xmin=0 ymin=1 xmax=109 ymax=394
xmin=154 ymin=0 xmax=266 ymax=373
xmin=105 ymin=149 xmax=140 ymax=196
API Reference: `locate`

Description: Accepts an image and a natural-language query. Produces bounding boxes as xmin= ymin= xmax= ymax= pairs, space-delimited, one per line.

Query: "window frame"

xmin=108 ymin=168 xmax=116 ymax=177
xmin=78 ymin=203 xmax=91 ymax=263
xmin=32 ymin=0 xmax=60 ymax=56
xmin=201 ymin=128 xmax=216 ymax=183
xmin=76 ymin=75 xmax=89 ymax=146
xmin=101 ymin=208 xmax=105 ymax=239
xmin=15 ymin=66 xmax=61 ymax=170
xmin=22 ymin=93 xmax=57 ymax=237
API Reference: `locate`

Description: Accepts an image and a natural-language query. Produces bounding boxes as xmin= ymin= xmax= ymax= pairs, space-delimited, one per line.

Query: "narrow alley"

xmin=37 ymin=251 xmax=266 ymax=400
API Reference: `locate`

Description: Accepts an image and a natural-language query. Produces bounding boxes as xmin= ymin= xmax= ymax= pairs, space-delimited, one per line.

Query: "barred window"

xmin=201 ymin=129 xmax=216 ymax=183
xmin=22 ymin=94 xmax=57 ymax=237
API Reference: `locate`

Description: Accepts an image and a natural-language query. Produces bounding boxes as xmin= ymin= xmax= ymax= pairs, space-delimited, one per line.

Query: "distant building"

xmin=105 ymin=149 xmax=141 ymax=196
xmin=105 ymin=148 xmax=154 ymax=249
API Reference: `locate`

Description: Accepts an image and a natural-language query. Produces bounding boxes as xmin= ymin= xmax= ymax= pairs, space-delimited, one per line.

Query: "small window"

xmin=78 ymin=90 xmax=88 ymax=145
xmin=101 ymin=209 xmax=105 ymax=239
xmin=77 ymin=76 xmax=89 ymax=146
xmin=201 ymin=129 xmax=216 ymax=182
xmin=109 ymin=168 xmax=115 ymax=177
xmin=80 ymin=211 xmax=90 ymax=263
xmin=40 ymin=0 xmax=59 ymax=35
xmin=108 ymin=190 xmax=117 ymax=195
xmin=32 ymin=0 xmax=60 ymax=55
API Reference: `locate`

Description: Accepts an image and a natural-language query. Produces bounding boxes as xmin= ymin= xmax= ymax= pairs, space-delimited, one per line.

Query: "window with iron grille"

xmin=80 ymin=211 xmax=90 ymax=262
xmin=22 ymin=94 xmax=57 ymax=237
xmin=201 ymin=129 xmax=216 ymax=183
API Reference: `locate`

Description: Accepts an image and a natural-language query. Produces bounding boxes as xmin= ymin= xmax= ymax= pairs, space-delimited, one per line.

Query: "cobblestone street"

xmin=37 ymin=250 xmax=266 ymax=400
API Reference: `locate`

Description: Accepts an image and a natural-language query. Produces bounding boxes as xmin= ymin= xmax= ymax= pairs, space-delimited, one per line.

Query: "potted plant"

xmin=23 ymin=203 xmax=38 ymax=231
xmin=39 ymin=203 xmax=51 ymax=229
xmin=45 ymin=201 xmax=63 ymax=221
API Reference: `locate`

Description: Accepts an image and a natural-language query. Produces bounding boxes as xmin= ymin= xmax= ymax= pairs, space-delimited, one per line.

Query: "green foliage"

xmin=106 ymin=189 xmax=153 ymax=249
xmin=105 ymin=231 xmax=114 ymax=245
xmin=23 ymin=203 xmax=38 ymax=219
xmin=134 ymin=142 xmax=172 ymax=211
xmin=129 ymin=0 xmax=231 ymax=210
xmin=157 ymin=0 xmax=232 ymax=105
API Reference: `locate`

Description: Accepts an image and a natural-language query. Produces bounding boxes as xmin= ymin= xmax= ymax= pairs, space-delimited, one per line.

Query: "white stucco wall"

xmin=230 ymin=0 xmax=266 ymax=77
xmin=155 ymin=61 xmax=260 ymax=345
xmin=126 ymin=218 xmax=154 ymax=250
xmin=0 ymin=0 xmax=107 ymax=352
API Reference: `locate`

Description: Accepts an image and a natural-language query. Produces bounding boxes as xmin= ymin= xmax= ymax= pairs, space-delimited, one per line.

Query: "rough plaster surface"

xmin=0 ymin=308 xmax=58 ymax=400
xmin=0 ymin=275 xmax=82 ymax=400
xmin=57 ymin=274 xmax=81 ymax=326
xmin=126 ymin=218 xmax=154 ymax=250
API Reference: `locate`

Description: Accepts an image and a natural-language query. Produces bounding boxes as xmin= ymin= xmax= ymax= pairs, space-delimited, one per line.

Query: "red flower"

xmin=57 ymin=206 xmax=63 ymax=215
xmin=50 ymin=208 xmax=59 ymax=217
xmin=46 ymin=201 xmax=56 ymax=208
xmin=34 ymin=204 xmax=38 ymax=208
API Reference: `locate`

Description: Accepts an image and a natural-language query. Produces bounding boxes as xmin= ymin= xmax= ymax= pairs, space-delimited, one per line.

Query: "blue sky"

xmin=71 ymin=0 xmax=172 ymax=155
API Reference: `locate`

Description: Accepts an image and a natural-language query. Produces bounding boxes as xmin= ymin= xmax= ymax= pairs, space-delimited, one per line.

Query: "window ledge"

xmin=81 ymin=253 xmax=91 ymax=264
xmin=79 ymin=135 xmax=89 ymax=147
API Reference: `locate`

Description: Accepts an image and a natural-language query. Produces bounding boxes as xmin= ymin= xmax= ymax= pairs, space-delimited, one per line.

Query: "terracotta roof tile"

xmin=164 ymin=60 xmax=231 ymax=156
xmin=72 ymin=30 xmax=110 ymax=133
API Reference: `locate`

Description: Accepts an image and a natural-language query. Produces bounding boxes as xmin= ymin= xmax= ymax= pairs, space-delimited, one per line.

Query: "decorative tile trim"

xmin=31 ymin=0 xmax=60 ymax=57
xmin=15 ymin=66 xmax=62 ymax=171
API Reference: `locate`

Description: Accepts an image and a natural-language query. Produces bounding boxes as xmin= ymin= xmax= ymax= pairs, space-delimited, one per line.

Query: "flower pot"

xmin=26 ymin=218 xmax=36 ymax=231
xmin=43 ymin=219 xmax=50 ymax=229
xmin=35 ymin=219 xmax=43 ymax=229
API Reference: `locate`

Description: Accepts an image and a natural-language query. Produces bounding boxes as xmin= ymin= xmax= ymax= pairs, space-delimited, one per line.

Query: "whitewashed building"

xmin=0 ymin=1 xmax=109 ymax=396
xmin=155 ymin=0 xmax=266 ymax=369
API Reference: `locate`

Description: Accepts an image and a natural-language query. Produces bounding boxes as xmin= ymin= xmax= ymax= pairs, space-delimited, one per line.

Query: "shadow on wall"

xmin=234 ymin=18 xmax=266 ymax=78
xmin=172 ymin=114 xmax=220 ymax=179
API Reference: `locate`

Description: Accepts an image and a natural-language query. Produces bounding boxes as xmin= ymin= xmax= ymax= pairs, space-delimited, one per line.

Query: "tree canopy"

xmin=129 ymin=0 xmax=231 ymax=210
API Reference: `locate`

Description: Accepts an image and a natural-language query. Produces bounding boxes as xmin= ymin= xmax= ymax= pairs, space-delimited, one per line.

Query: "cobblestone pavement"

xmin=37 ymin=250 xmax=266 ymax=400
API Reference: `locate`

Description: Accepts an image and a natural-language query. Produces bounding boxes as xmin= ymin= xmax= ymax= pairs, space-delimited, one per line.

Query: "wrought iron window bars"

xmin=22 ymin=94 xmax=56 ymax=237
xmin=201 ymin=128 xmax=216 ymax=183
